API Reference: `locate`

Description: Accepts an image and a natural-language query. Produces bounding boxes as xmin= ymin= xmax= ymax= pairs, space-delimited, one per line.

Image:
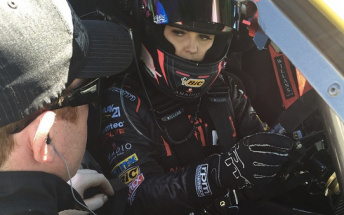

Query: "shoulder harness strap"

xmin=205 ymin=74 xmax=237 ymax=152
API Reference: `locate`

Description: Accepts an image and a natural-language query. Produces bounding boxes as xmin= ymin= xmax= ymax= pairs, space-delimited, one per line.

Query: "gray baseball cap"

xmin=0 ymin=0 xmax=133 ymax=127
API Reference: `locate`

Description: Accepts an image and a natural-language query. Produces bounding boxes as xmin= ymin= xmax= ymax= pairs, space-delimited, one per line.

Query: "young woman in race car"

xmin=100 ymin=0 xmax=294 ymax=214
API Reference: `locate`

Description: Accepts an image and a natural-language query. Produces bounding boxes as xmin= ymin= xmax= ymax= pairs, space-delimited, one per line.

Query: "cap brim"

xmin=77 ymin=20 xmax=133 ymax=78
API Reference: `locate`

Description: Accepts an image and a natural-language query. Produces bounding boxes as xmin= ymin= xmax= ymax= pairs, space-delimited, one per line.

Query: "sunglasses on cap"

xmin=10 ymin=78 xmax=101 ymax=134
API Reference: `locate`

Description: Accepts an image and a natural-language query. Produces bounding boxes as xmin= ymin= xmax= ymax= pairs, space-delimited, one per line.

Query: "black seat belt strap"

xmin=206 ymin=100 xmax=237 ymax=152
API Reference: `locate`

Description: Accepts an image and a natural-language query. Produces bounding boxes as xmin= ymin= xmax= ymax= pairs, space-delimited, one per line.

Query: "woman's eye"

xmin=199 ymin=34 xmax=212 ymax=41
xmin=172 ymin=30 xmax=185 ymax=36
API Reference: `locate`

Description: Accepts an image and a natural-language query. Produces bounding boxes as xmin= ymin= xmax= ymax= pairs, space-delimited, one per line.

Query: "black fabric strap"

xmin=206 ymin=95 xmax=236 ymax=152
xmin=93 ymin=178 xmax=128 ymax=215
xmin=276 ymin=89 xmax=318 ymax=132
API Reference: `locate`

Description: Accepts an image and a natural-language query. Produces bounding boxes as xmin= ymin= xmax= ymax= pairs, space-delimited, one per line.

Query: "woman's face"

xmin=164 ymin=25 xmax=215 ymax=62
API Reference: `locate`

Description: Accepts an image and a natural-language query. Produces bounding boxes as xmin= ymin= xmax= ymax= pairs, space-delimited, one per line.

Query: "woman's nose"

xmin=185 ymin=38 xmax=198 ymax=54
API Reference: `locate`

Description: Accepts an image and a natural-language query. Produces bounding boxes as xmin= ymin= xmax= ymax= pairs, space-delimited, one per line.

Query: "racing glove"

xmin=188 ymin=133 xmax=293 ymax=202
xmin=208 ymin=132 xmax=293 ymax=190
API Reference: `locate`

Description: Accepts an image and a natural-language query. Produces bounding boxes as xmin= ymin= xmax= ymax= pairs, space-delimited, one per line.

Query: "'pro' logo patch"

xmin=181 ymin=77 xmax=205 ymax=88
xmin=112 ymin=153 xmax=138 ymax=177
xmin=119 ymin=166 xmax=140 ymax=184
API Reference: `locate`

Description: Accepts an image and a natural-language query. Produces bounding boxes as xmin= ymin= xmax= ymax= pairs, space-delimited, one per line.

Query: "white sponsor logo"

xmin=195 ymin=164 xmax=212 ymax=197
xmin=153 ymin=14 xmax=168 ymax=24
xmin=103 ymin=121 xmax=125 ymax=134
xmin=102 ymin=104 xmax=121 ymax=118
xmin=175 ymin=91 xmax=200 ymax=98
xmin=111 ymin=87 xmax=137 ymax=101
xmin=108 ymin=143 xmax=132 ymax=162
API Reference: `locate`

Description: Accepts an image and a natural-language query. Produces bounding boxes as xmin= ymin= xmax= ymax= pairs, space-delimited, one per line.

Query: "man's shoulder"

xmin=0 ymin=171 xmax=78 ymax=214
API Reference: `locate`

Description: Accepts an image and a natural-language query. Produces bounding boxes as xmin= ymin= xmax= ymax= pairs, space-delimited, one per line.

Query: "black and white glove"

xmin=207 ymin=133 xmax=293 ymax=190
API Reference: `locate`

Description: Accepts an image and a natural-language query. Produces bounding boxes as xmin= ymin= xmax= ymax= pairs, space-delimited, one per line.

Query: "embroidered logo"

xmin=181 ymin=77 xmax=205 ymax=88
xmin=195 ymin=164 xmax=212 ymax=197
xmin=274 ymin=56 xmax=295 ymax=99
xmin=107 ymin=143 xmax=132 ymax=163
xmin=102 ymin=104 xmax=121 ymax=118
xmin=119 ymin=166 xmax=140 ymax=184
xmin=102 ymin=121 xmax=125 ymax=134
xmin=128 ymin=173 xmax=144 ymax=205
xmin=112 ymin=153 xmax=138 ymax=177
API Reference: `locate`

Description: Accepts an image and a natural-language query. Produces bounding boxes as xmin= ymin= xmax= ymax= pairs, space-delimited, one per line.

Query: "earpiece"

xmin=47 ymin=135 xmax=96 ymax=215
xmin=46 ymin=134 xmax=51 ymax=144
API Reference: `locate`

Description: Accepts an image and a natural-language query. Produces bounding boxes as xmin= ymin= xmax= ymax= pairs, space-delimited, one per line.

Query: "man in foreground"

xmin=0 ymin=0 xmax=133 ymax=213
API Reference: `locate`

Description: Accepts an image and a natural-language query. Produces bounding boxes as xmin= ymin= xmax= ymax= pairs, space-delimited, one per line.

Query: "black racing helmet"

xmin=135 ymin=0 xmax=239 ymax=100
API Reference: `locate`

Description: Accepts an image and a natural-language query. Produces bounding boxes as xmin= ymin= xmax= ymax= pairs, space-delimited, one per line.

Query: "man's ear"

xmin=31 ymin=111 xmax=56 ymax=163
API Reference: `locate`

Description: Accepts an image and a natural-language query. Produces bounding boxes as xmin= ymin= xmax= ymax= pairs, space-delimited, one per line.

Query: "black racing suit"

xmin=100 ymin=72 xmax=265 ymax=214
xmin=0 ymin=171 xmax=87 ymax=214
